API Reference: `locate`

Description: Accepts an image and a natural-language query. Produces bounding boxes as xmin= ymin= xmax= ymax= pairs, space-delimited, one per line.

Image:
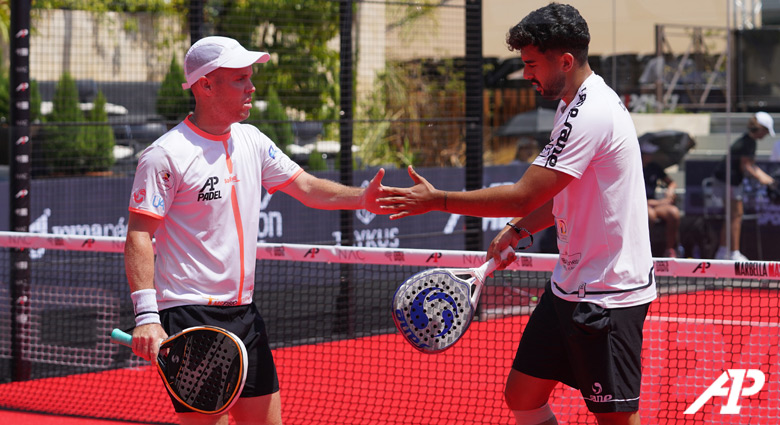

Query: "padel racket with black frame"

xmin=392 ymin=246 xmax=516 ymax=354
xmin=111 ymin=326 xmax=248 ymax=415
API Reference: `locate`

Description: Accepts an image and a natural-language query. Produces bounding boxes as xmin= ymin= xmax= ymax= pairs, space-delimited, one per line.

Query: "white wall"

xmin=483 ymin=0 xmax=729 ymax=58
xmin=31 ymin=9 xmax=187 ymax=82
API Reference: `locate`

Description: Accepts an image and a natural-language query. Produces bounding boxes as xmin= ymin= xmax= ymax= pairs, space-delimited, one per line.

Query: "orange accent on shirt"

xmin=267 ymin=168 xmax=304 ymax=194
xmin=230 ymin=186 xmax=245 ymax=305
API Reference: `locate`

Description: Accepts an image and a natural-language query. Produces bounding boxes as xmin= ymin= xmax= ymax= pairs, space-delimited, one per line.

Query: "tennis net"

xmin=0 ymin=231 xmax=778 ymax=424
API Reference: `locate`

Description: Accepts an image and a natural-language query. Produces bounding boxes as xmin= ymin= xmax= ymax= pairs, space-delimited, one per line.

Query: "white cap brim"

xmin=182 ymin=44 xmax=270 ymax=89
xmin=755 ymin=111 xmax=775 ymax=137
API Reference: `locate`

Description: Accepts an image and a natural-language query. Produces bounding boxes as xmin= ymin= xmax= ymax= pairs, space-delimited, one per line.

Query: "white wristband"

xmin=131 ymin=289 xmax=161 ymax=326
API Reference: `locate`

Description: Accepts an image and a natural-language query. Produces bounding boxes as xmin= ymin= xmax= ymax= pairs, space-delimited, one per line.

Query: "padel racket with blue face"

xmin=392 ymin=246 xmax=514 ymax=354
xmin=111 ymin=326 xmax=248 ymax=415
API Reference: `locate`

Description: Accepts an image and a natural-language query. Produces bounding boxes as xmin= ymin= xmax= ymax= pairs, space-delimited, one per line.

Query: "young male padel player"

xmin=124 ymin=36 xmax=389 ymax=425
xmin=378 ymin=4 xmax=655 ymax=424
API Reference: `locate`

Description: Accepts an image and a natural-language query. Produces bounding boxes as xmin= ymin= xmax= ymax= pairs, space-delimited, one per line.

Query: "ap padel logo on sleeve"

xmin=685 ymin=369 xmax=766 ymax=415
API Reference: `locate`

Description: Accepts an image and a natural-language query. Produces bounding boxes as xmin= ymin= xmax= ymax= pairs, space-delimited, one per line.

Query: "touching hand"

xmin=377 ymin=166 xmax=442 ymax=220
xmin=361 ymin=168 xmax=388 ymax=214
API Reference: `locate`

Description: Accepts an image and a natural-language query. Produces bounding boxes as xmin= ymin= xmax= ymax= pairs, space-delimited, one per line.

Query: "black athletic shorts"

xmin=512 ymin=281 xmax=651 ymax=413
xmin=159 ymin=303 xmax=279 ymax=412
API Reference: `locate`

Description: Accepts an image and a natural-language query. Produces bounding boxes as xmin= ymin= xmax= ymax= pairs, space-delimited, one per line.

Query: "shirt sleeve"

xmin=534 ymin=99 xmax=611 ymax=179
xmin=128 ymin=145 xmax=178 ymax=218
xmin=253 ymin=127 xmax=303 ymax=193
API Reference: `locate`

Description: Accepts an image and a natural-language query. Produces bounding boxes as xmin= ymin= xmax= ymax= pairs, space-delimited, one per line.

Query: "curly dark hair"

xmin=506 ymin=3 xmax=590 ymax=65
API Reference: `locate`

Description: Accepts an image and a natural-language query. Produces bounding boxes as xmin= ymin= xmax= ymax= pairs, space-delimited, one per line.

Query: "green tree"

xmin=255 ymin=87 xmax=293 ymax=150
xmin=30 ymin=80 xmax=42 ymax=123
xmin=79 ymin=90 xmax=115 ymax=173
xmin=156 ymin=55 xmax=191 ymax=123
xmin=44 ymin=71 xmax=83 ymax=175
xmin=0 ymin=71 xmax=8 ymax=124
xmin=33 ymin=0 xmax=185 ymax=13
xmin=307 ymin=150 xmax=328 ymax=171
xmin=212 ymin=0 xmax=340 ymax=124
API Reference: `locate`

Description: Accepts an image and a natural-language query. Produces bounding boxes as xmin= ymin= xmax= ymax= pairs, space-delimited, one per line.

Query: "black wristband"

xmin=506 ymin=222 xmax=525 ymax=235
xmin=506 ymin=222 xmax=534 ymax=250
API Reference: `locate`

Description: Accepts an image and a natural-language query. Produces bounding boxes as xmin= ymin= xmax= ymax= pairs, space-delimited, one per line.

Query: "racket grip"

xmin=110 ymin=328 xmax=133 ymax=347
xmin=485 ymin=246 xmax=515 ymax=275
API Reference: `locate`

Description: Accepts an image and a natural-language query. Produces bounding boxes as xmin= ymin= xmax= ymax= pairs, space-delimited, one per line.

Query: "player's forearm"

xmin=124 ymin=231 xmax=156 ymax=293
xmin=511 ymin=199 xmax=555 ymax=234
xmin=283 ymin=172 xmax=369 ymax=210
xmin=302 ymin=179 xmax=365 ymax=210
xmin=442 ymin=185 xmax=545 ymax=218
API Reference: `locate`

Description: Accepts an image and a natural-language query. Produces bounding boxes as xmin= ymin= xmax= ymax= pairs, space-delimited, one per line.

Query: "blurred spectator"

xmin=510 ymin=138 xmax=539 ymax=164
xmin=642 ymin=140 xmax=681 ymax=257
xmin=771 ymin=137 xmax=780 ymax=161
xmin=711 ymin=112 xmax=776 ymax=260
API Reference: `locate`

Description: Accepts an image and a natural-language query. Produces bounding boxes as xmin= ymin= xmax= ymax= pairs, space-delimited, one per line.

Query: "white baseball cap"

xmin=182 ymin=36 xmax=270 ymax=89
xmin=755 ymin=111 xmax=775 ymax=137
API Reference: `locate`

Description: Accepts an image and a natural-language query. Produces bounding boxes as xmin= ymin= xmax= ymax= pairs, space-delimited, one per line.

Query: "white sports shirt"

xmin=533 ymin=73 xmax=656 ymax=308
xmin=129 ymin=117 xmax=302 ymax=310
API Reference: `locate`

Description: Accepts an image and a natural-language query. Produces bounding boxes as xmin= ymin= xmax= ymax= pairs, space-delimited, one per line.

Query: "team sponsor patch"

xmin=152 ymin=192 xmax=166 ymax=210
xmin=560 ymin=252 xmax=581 ymax=271
xmin=132 ymin=188 xmax=146 ymax=204
xmin=555 ymin=217 xmax=569 ymax=243
xmin=157 ymin=170 xmax=174 ymax=191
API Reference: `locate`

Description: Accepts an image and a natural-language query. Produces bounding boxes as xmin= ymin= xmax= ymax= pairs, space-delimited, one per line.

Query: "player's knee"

xmin=669 ymin=206 xmax=680 ymax=221
xmin=510 ymin=403 xmax=556 ymax=425
xmin=647 ymin=210 xmax=658 ymax=222
xmin=504 ymin=385 xmax=542 ymax=412
xmin=504 ymin=370 xmax=555 ymax=411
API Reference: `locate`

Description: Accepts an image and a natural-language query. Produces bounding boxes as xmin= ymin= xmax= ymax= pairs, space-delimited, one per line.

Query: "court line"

xmin=647 ymin=314 xmax=780 ymax=328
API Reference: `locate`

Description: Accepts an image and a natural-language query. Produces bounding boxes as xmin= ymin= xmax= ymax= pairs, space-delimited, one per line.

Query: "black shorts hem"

xmin=160 ymin=304 xmax=279 ymax=413
xmin=512 ymin=282 xmax=650 ymax=414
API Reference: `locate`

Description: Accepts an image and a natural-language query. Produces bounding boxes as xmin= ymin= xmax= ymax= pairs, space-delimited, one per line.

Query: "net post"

xmin=335 ymin=0 xmax=355 ymax=337
xmin=464 ymin=0 xmax=484 ymax=252
xmin=9 ymin=0 xmax=32 ymax=382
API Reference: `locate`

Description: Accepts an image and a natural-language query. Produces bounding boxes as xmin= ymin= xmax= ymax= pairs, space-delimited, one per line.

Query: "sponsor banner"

xmin=653 ymin=258 xmax=780 ymax=280
xmin=0 ymin=163 xmax=539 ymax=255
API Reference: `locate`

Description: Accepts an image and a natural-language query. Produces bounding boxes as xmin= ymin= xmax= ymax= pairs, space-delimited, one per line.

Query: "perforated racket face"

xmin=157 ymin=327 xmax=247 ymax=415
xmin=392 ymin=270 xmax=475 ymax=354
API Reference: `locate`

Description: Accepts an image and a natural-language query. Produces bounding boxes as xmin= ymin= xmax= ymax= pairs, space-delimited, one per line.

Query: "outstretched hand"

xmin=362 ymin=168 xmax=388 ymax=215
xmin=377 ymin=165 xmax=442 ymax=220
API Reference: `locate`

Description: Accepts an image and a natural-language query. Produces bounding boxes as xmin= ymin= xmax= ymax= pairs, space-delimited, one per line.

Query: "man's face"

xmin=520 ymin=45 xmax=566 ymax=101
xmin=751 ymin=126 xmax=770 ymax=140
xmin=205 ymin=66 xmax=256 ymax=123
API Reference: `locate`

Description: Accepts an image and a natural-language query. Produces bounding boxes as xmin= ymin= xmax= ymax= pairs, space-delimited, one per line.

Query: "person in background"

xmin=641 ymin=140 xmax=681 ymax=258
xmin=771 ymin=131 xmax=780 ymax=161
xmin=712 ymin=111 xmax=776 ymax=261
